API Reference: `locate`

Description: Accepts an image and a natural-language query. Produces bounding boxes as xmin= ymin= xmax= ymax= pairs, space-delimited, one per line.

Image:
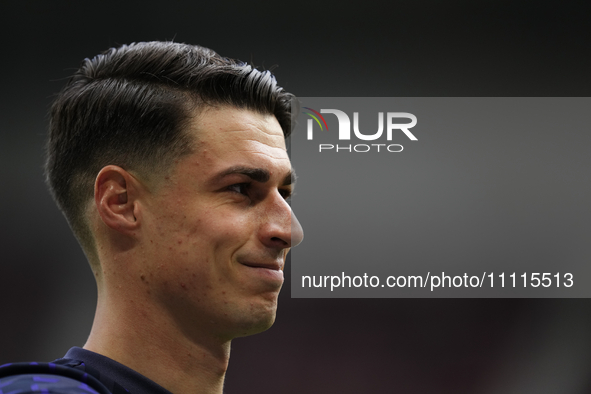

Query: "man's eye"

xmin=279 ymin=189 xmax=292 ymax=201
xmin=228 ymin=183 xmax=250 ymax=195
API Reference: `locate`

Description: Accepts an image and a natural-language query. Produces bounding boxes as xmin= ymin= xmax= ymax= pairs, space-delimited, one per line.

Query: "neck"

xmin=84 ymin=285 xmax=231 ymax=394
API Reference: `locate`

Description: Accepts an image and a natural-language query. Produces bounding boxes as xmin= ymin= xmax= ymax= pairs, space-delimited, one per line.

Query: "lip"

xmin=240 ymin=261 xmax=284 ymax=282
xmin=241 ymin=261 xmax=283 ymax=270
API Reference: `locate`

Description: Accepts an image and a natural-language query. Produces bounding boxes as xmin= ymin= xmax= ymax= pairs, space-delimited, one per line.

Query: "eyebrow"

xmin=214 ymin=166 xmax=296 ymax=186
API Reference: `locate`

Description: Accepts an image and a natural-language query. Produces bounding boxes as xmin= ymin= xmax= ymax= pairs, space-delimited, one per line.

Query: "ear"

xmin=94 ymin=165 xmax=142 ymax=234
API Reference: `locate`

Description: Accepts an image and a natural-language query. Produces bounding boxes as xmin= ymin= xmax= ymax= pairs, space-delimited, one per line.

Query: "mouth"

xmin=240 ymin=260 xmax=284 ymax=283
xmin=241 ymin=261 xmax=283 ymax=271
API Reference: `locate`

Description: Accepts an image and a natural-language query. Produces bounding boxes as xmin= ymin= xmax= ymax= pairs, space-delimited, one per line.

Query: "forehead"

xmin=184 ymin=106 xmax=289 ymax=173
xmin=196 ymin=106 xmax=284 ymax=148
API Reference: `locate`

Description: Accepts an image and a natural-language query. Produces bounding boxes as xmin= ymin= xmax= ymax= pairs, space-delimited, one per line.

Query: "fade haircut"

xmin=45 ymin=41 xmax=295 ymax=260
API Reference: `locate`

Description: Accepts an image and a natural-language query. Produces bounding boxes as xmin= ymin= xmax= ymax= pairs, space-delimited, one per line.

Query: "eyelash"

xmin=279 ymin=189 xmax=292 ymax=201
xmin=227 ymin=183 xmax=292 ymax=201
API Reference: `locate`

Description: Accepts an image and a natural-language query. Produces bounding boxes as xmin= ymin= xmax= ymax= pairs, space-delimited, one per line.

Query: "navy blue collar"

xmin=60 ymin=347 xmax=174 ymax=394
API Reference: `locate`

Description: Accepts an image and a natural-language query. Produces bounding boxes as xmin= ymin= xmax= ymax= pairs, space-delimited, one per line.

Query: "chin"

xmin=233 ymin=300 xmax=278 ymax=338
xmin=235 ymin=319 xmax=276 ymax=338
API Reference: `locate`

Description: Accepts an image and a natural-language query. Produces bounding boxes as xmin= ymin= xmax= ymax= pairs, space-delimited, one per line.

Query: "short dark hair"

xmin=45 ymin=41 xmax=295 ymax=258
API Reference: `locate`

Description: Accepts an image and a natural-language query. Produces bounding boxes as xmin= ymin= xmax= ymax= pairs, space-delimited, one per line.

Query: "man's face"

xmin=139 ymin=106 xmax=303 ymax=341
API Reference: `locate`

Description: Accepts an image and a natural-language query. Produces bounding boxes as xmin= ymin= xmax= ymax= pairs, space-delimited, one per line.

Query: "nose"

xmin=290 ymin=211 xmax=304 ymax=247
xmin=259 ymin=193 xmax=304 ymax=250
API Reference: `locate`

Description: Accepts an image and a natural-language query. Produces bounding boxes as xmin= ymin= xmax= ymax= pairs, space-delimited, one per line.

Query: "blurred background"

xmin=1 ymin=1 xmax=590 ymax=393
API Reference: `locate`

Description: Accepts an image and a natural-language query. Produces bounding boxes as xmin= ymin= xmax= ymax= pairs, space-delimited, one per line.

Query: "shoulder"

xmin=0 ymin=373 xmax=102 ymax=394
xmin=0 ymin=362 xmax=110 ymax=394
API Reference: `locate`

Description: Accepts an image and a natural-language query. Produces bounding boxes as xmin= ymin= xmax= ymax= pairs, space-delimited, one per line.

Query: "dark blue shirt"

xmin=0 ymin=347 xmax=174 ymax=394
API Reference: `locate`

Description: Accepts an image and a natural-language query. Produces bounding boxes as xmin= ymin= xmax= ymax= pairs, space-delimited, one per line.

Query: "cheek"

xmin=146 ymin=212 xmax=240 ymax=280
xmin=197 ymin=207 xmax=256 ymax=253
xmin=143 ymin=191 xmax=259 ymax=284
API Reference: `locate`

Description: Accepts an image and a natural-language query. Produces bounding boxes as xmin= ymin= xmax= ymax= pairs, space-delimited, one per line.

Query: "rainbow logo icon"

xmin=303 ymin=107 xmax=329 ymax=131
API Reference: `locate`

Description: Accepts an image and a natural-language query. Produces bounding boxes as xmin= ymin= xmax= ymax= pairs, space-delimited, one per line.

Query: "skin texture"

xmin=84 ymin=106 xmax=304 ymax=394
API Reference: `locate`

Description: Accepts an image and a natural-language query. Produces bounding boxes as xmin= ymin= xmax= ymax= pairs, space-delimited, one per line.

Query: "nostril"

xmin=271 ymin=236 xmax=288 ymax=246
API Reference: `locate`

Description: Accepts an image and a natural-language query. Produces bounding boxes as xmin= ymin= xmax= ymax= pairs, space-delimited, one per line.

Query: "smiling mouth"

xmin=240 ymin=261 xmax=285 ymax=285
xmin=241 ymin=261 xmax=282 ymax=271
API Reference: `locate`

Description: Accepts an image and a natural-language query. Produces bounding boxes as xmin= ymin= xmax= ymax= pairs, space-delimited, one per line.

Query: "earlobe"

xmin=95 ymin=165 xmax=141 ymax=234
